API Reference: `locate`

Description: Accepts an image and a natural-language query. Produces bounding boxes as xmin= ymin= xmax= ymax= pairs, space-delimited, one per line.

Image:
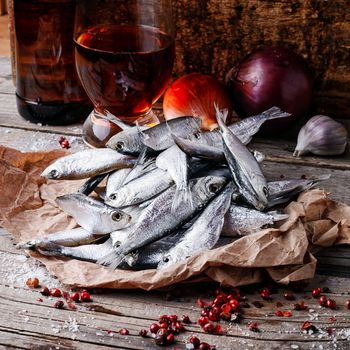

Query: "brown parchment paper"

xmin=1 ymin=145 xmax=350 ymax=290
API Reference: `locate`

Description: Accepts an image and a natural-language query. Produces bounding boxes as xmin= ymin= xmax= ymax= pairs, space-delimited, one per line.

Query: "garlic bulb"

xmin=293 ymin=115 xmax=348 ymax=157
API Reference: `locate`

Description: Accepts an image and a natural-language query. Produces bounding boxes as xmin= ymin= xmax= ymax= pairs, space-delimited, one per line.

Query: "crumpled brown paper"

xmin=1 ymin=145 xmax=349 ymax=290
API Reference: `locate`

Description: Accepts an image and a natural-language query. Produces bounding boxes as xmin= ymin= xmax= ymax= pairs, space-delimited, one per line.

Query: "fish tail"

xmin=171 ymin=186 xmax=193 ymax=212
xmin=270 ymin=211 xmax=289 ymax=222
xmin=97 ymin=250 xmax=126 ymax=269
xmin=102 ymin=109 xmax=131 ymax=130
xmin=262 ymin=107 xmax=291 ymax=121
xmin=214 ymin=104 xmax=230 ymax=129
xmin=16 ymin=239 xmax=41 ymax=250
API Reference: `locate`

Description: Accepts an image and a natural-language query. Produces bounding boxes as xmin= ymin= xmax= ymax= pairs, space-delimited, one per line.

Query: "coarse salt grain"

xmin=291 ymin=345 xmax=299 ymax=349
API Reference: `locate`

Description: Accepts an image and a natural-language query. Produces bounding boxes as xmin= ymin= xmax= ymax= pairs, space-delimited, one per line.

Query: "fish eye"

xmin=209 ymin=183 xmax=219 ymax=193
xmin=109 ymin=193 xmax=117 ymax=201
xmin=162 ymin=256 xmax=170 ymax=263
xmin=116 ymin=141 xmax=124 ymax=150
xmin=263 ymin=187 xmax=269 ymax=197
xmin=49 ymin=169 xmax=59 ymax=179
xmin=193 ymin=132 xmax=201 ymax=140
xmin=113 ymin=241 xmax=121 ymax=248
xmin=112 ymin=212 xmax=122 ymax=221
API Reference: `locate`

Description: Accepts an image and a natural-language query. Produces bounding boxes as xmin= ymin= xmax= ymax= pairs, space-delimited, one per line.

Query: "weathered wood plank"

xmin=1 ymin=282 xmax=350 ymax=350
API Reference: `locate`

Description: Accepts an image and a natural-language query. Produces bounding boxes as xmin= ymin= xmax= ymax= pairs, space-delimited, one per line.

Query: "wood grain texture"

xmin=172 ymin=0 xmax=350 ymax=119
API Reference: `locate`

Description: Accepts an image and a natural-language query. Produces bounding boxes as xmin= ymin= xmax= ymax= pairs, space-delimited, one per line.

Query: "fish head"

xmin=106 ymin=129 xmax=140 ymax=155
xmin=157 ymin=252 xmax=179 ymax=269
xmin=109 ymin=208 xmax=132 ymax=228
xmin=41 ymin=163 xmax=63 ymax=179
xmin=193 ymin=175 xmax=227 ymax=201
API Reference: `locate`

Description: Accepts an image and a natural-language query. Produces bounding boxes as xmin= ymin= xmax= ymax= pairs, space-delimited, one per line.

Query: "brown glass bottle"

xmin=14 ymin=0 xmax=91 ymax=125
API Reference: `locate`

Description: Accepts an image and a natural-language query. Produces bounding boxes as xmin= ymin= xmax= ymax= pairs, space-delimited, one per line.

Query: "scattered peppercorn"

xmin=294 ymin=301 xmax=308 ymax=311
xmin=26 ymin=277 xmax=40 ymax=288
xmin=283 ymin=292 xmax=295 ymax=301
xmin=50 ymin=288 xmax=62 ymax=297
xmin=182 ymin=314 xmax=191 ymax=323
xmin=311 ymin=287 xmax=322 ymax=298
xmin=54 ymin=300 xmax=64 ymax=309
xmin=166 ymin=333 xmax=174 ymax=344
xmin=119 ymin=328 xmax=129 ymax=335
xmin=150 ymin=323 xmax=160 ymax=334
xmin=326 ymin=299 xmax=336 ymax=309
xmin=260 ymin=288 xmax=270 ymax=300
xmin=248 ymin=322 xmax=260 ymax=332
xmin=199 ymin=342 xmax=211 ymax=350
xmin=70 ymin=292 xmax=80 ymax=302
xmin=139 ymin=329 xmax=148 ymax=337
xmin=59 ymin=136 xmax=70 ymax=149
xmin=188 ymin=335 xmax=200 ymax=348
xmin=319 ymin=295 xmax=328 ymax=307
xmin=40 ymin=287 xmax=50 ymax=296
xmin=80 ymin=291 xmax=91 ymax=302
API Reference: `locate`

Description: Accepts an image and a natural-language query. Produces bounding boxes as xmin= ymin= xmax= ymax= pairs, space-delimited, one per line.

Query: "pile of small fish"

xmin=17 ymin=107 xmax=329 ymax=270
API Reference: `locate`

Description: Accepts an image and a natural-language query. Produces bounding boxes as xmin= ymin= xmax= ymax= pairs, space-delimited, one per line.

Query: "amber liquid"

xmin=14 ymin=0 xmax=91 ymax=125
xmin=75 ymin=24 xmax=175 ymax=146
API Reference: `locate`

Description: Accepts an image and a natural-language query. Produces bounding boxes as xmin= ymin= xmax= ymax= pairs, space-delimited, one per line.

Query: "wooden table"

xmin=1 ymin=56 xmax=350 ymax=350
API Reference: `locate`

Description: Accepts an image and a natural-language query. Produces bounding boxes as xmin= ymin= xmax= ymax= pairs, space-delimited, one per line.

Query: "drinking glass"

xmin=74 ymin=0 xmax=175 ymax=147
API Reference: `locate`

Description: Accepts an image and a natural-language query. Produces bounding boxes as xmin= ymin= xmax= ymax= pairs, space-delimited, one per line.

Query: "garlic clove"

xmin=293 ymin=115 xmax=348 ymax=157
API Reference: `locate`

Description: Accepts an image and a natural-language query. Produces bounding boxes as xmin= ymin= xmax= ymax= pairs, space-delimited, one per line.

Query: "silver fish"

xmin=216 ymin=107 xmax=268 ymax=210
xmin=29 ymin=238 xmax=115 ymax=262
xmin=41 ymin=148 xmax=135 ymax=180
xmin=98 ymin=175 xmax=227 ymax=269
xmin=139 ymin=117 xmax=202 ymax=151
xmin=156 ymin=145 xmax=191 ymax=210
xmin=106 ymin=167 xmax=173 ymax=208
xmin=16 ymin=227 xmax=104 ymax=250
xmin=174 ymin=135 xmax=265 ymax=164
xmin=106 ymin=158 xmax=209 ymax=208
xmin=188 ymin=107 xmax=290 ymax=148
xmin=174 ymin=135 xmax=225 ymax=162
xmin=105 ymin=168 xmax=132 ymax=200
xmin=222 ymin=204 xmax=289 ymax=236
xmin=268 ymin=175 xmax=330 ymax=199
xmin=56 ymin=193 xmax=131 ymax=234
xmin=158 ymin=183 xmax=233 ymax=269
xmin=106 ymin=125 xmax=148 ymax=155
xmin=119 ymin=234 xmax=234 ymax=270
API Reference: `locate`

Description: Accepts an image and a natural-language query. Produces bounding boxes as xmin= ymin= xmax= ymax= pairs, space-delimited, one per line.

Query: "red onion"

xmin=226 ymin=46 xmax=313 ymax=134
xmin=163 ymin=73 xmax=234 ymax=131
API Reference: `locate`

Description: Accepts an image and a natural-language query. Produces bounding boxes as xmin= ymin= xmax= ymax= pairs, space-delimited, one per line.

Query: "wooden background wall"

xmin=172 ymin=0 xmax=350 ymax=119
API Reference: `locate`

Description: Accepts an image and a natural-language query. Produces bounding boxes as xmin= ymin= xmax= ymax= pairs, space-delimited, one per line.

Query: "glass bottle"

xmin=14 ymin=0 xmax=92 ymax=125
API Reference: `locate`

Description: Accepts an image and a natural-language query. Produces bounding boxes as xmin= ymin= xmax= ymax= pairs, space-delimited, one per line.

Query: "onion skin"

xmin=163 ymin=73 xmax=234 ymax=131
xmin=226 ymin=46 xmax=313 ymax=134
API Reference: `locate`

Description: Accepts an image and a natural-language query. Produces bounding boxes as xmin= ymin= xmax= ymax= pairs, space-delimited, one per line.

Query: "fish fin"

xmin=135 ymin=146 xmax=148 ymax=166
xmin=124 ymin=251 xmax=139 ymax=267
xmin=171 ymin=186 xmax=193 ymax=212
xmin=214 ymin=104 xmax=228 ymax=130
xmin=100 ymin=109 xmax=131 ymax=130
xmin=310 ymin=174 xmax=331 ymax=183
xmin=97 ymin=250 xmax=126 ymax=269
xmin=35 ymin=242 xmax=65 ymax=256
xmin=262 ymin=107 xmax=291 ymax=121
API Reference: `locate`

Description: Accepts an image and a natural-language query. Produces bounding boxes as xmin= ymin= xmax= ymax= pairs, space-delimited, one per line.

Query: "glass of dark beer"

xmin=74 ymin=0 xmax=175 ymax=147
